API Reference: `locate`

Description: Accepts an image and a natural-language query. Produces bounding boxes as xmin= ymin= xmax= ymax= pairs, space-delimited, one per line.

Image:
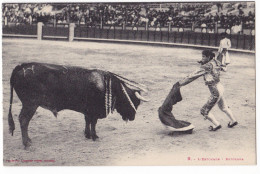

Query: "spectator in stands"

xmin=217 ymin=3 xmax=223 ymax=12
xmin=2 ymin=2 xmax=255 ymax=32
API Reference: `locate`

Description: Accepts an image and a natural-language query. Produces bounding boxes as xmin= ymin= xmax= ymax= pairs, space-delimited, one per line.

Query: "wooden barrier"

xmin=2 ymin=22 xmax=255 ymax=52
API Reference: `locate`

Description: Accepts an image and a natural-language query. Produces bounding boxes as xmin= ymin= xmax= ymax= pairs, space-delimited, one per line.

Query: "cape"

xmin=158 ymin=82 xmax=194 ymax=131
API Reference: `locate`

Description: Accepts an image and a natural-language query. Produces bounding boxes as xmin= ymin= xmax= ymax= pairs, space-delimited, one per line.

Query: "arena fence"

xmin=2 ymin=23 xmax=255 ymax=52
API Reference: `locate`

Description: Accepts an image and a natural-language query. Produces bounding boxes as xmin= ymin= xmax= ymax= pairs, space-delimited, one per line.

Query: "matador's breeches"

xmin=201 ymin=83 xmax=224 ymax=117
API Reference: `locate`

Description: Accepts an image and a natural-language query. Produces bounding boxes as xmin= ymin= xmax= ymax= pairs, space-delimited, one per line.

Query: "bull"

xmin=8 ymin=62 xmax=149 ymax=148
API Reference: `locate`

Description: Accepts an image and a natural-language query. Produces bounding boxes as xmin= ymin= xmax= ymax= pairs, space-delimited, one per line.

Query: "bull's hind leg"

xmin=19 ymin=105 xmax=38 ymax=148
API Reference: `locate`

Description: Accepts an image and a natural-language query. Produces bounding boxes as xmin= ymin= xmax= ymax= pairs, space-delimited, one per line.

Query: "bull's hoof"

xmin=92 ymin=134 xmax=99 ymax=141
xmin=85 ymin=132 xmax=91 ymax=139
xmin=9 ymin=129 xmax=14 ymax=136
xmin=23 ymin=141 xmax=32 ymax=149
xmin=27 ymin=137 xmax=32 ymax=143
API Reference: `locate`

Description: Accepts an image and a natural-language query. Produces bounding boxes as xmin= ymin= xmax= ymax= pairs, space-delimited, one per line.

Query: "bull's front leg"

xmin=84 ymin=114 xmax=91 ymax=139
xmin=91 ymin=118 xmax=99 ymax=141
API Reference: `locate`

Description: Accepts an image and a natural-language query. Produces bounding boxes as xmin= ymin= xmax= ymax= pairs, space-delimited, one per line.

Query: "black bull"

xmin=8 ymin=63 xmax=148 ymax=147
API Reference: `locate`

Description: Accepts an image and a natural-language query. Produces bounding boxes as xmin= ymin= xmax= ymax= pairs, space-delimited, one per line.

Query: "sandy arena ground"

xmin=2 ymin=38 xmax=256 ymax=166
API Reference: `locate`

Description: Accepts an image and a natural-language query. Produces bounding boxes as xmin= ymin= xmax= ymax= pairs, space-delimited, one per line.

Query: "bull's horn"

xmin=135 ymin=92 xmax=149 ymax=102
xmin=125 ymin=83 xmax=148 ymax=93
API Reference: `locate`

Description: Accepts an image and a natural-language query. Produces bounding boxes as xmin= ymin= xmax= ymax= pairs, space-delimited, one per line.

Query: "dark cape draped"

xmin=158 ymin=82 xmax=194 ymax=131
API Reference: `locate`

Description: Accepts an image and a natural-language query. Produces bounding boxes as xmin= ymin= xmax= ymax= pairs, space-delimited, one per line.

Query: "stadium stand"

xmin=2 ymin=2 xmax=255 ymax=32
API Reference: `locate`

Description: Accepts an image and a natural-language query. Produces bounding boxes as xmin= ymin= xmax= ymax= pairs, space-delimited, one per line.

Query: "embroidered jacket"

xmin=179 ymin=59 xmax=221 ymax=86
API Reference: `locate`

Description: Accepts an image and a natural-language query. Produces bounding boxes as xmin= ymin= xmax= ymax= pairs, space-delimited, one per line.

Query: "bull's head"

xmin=113 ymin=75 xmax=149 ymax=121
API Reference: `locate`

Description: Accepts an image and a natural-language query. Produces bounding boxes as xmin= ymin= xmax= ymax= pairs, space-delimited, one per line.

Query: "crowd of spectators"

xmin=2 ymin=2 xmax=255 ymax=31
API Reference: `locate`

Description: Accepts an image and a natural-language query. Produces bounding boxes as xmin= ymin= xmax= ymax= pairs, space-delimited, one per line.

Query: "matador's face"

xmin=199 ymin=54 xmax=210 ymax=65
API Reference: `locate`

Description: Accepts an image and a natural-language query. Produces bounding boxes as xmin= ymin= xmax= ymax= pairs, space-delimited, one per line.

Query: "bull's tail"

xmin=8 ymin=65 xmax=22 ymax=136
xmin=8 ymin=82 xmax=15 ymax=136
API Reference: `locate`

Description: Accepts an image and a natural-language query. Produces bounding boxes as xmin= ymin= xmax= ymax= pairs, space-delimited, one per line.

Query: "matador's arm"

xmin=178 ymin=67 xmax=208 ymax=86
